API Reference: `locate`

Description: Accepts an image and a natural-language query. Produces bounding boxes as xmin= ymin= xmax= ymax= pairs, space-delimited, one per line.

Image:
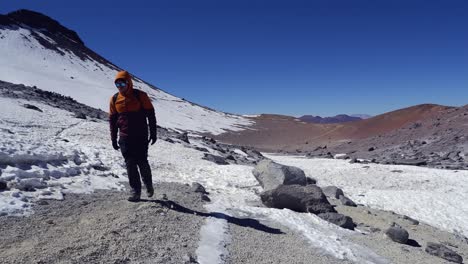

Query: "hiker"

xmin=109 ymin=70 xmax=157 ymax=202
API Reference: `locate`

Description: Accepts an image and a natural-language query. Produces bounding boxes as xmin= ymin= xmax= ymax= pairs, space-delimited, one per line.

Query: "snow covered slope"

xmin=0 ymin=10 xmax=253 ymax=135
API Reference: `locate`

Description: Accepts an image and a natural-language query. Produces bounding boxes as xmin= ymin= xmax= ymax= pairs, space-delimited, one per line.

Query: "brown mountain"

xmin=216 ymin=103 xmax=468 ymax=169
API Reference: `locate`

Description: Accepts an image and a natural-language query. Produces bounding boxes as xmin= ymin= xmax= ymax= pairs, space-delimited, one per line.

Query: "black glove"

xmin=149 ymin=134 xmax=157 ymax=145
xmin=112 ymin=140 xmax=120 ymax=150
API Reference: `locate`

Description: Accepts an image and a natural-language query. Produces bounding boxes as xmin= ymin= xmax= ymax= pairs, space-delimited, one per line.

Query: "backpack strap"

xmin=112 ymin=92 xmax=119 ymax=105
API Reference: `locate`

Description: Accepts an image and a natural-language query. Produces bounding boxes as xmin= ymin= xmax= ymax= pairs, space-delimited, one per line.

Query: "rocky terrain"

xmin=218 ymin=104 xmax=468 ymax=170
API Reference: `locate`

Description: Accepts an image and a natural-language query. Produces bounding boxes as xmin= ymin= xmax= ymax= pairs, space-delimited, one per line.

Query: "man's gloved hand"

xmin=112 ymin=140 xmax=120 ymax=150
xmin=149 ymin=134 xmax=157 ymax=145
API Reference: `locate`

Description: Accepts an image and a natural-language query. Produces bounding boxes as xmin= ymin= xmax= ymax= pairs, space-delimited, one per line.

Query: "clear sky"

xmin=1 ymin=0 xmax=467 ymax=117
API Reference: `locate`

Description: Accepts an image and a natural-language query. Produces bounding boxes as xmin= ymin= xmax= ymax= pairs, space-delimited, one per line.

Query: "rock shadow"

xmin=142 ymin=199 xmax=284 ymax=235
xmin=406 ymin=239 xmax=422 ymax=248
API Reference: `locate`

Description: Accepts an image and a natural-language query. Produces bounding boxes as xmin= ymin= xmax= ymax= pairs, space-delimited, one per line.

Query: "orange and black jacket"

xmin=109 ymin=71 xmax=157 ymax=142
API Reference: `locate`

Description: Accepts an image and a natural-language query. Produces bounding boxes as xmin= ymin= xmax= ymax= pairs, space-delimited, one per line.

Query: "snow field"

xmin=265 ymin=154 xmax=468 ymax=238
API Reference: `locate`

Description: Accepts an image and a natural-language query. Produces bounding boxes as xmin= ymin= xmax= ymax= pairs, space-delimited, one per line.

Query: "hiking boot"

xmin=127 ymin=193 xmax=140 ymax=202
xmin=147 ymin=188 xmax=154 ymax=198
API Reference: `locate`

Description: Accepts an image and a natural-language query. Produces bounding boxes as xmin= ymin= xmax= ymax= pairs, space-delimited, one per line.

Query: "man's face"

xmin=115 ymin=79 xmax=128 ymax=93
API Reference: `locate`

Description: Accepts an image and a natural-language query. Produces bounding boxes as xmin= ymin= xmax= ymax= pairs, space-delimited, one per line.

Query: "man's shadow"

xmin=140 ymin=199 xmax=284 ymax=235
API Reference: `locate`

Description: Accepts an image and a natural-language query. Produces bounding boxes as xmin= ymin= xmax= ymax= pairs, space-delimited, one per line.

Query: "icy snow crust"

xmin=0 ymin=97 xmax=390 ymax=263
xmin=0 ymin=27 xmax=253 ymax=135
xmin=266 ymin=154 xmax=468 ymax=238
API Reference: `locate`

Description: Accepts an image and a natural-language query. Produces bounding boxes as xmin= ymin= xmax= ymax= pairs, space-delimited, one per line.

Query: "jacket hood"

xmin=115 ymin=70 xmax=133 ymax=96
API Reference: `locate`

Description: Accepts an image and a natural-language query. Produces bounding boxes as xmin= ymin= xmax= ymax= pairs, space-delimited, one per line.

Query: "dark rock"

xmin=260 ymin=184 xmax=335 ymax=214
xmin=201 ymin=194 xmax=211 ymax=202
xmin=425 ymin=242 xmax=463 ymax=263
xmin=75 ymin=112 xmax=86 ymax=119
xmin=0 ymin=181 xmax=7 ymax=190
xmin=191 ymin=182 xmax=208 ymax=194
xmin=226 ymin=155 xmax=236 ymax=161
xmin=385 ymin=224 xmax=409 ymax=244
xmin=368 ymin=147 xmax=375 ymax=151
xmin=37 ymin=200 xmax=49 ymax=205
xmin=194 ymin=147 xmax=209 ymax=152
xmin=23 ymin=104 xmax=43 ymax=112
xmin=177 ymin=132 xmax=190 ymax=144
xmin=202 ymin=154 xmax=228 ymax=165
xmin=402 ymin=215 xmax=419 ymax=225
xmin=306 ymin=177 xmax=317 ymax=185
xmin=252 ymin=160 xmax=307 ymax=191
xmin=339 ymin=195 xmax=357 ymax=207
xmin=164 ymin=138 xmax=175 ymax=143
xmin=318 ymin=213 xmax=355 ymax=230
xmin=392 ymin=159 xmax=427 ymax=166
xmin=349 ymin=158 xmax=358 ymax=164
xmin=322 ymin=186 xmax=344 ymax=199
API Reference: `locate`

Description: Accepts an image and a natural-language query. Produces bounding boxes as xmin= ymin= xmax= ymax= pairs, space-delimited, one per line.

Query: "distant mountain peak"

xmin=299 ymin=114 xmax=362 ymax=124
xmin=3 ymin=9 xmax=84 ymax=45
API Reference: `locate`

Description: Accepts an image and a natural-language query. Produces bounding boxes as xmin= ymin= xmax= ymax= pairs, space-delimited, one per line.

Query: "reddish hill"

xmin=216 ymin=104 xmax=456 ymax=152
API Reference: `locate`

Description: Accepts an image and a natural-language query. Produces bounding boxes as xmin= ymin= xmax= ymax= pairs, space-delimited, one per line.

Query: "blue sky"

xmin=1 ymin=0 xmax=467 ymax=116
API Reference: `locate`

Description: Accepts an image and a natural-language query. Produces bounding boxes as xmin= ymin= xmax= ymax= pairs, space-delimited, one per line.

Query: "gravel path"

xmin=0 ymin=183 xmax=206 ymax=264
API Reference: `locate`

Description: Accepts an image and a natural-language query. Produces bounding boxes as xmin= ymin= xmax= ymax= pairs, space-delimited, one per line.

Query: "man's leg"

xmin=126 ymin=158 xmax=142 ymax=199
xmin=135 ymin=139 xmax=153 ymax=197
xmin=137 ymin=158 xmax=153 ymax=197
xmin=120 ymin=139 xmax=142 ymax=201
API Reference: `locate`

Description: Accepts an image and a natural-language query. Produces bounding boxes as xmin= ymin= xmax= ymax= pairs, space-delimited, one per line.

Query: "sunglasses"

xmin=115 ymin=81 xmax=127 ymax=88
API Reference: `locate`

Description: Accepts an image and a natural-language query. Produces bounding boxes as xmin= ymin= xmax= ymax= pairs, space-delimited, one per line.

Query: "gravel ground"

xmin=1 ymin=182 xmax=467 ymax=264
xmin=0 ymin=182 xmax=206 ymax=264
xmin=332 ymin=198 xmax=468 ymax=264
xmin=225 ymin=215 xmax=352 ymax=264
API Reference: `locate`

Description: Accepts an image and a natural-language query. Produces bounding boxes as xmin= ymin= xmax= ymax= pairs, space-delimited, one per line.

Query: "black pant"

xmin=119 ymin=138 xmax=153 ymax=195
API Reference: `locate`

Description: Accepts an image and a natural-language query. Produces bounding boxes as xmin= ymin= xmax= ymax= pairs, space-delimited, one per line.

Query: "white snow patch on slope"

xmin=266 ymin=154 xmax=468 ymax=238
xmin=0 ymin=27 xmax=253 ymax=135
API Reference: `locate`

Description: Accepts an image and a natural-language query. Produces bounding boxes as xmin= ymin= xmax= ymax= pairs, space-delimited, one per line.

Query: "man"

xmin=109 ymin=70 xmax=157 ymax=202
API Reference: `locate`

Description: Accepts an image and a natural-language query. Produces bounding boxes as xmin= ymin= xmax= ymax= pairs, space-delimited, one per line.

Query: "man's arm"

xmin=140 ymin=92 xmax=157 ymax=144
xmin=109 ymin=97 xmax=119 ymax=149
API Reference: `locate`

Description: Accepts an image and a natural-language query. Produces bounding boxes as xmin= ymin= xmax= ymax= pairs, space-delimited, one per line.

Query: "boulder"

xmin=385 ymin=224 xmax=409 ymax=244
xmin=425 ymin=242 xmax=463 ymax=263
xmin=339 ymin=195 xmax=357 ymax=207
xmin=318 ymin=213 xmax=355 ymax=230
xmin=322 ymin=186 xmax=344 ymax=199
xmin=252 ymin=160 xmax=307 ymax=191
xmin=191 ymin=182 xmax=208 ymax=194
xmin=260 ymin=184 xmax=335 ymax=214
xmin=202 ymin=154 xmax=229 ymax=165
